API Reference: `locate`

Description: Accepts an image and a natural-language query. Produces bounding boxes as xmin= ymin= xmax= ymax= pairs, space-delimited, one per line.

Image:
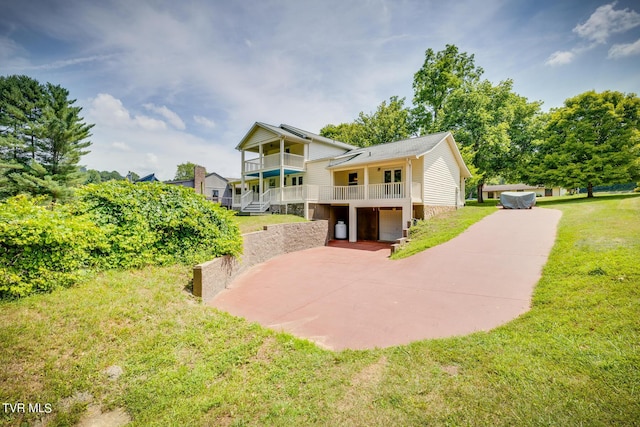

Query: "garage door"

xmin=379 ymin=208 xmax=403 ymax=242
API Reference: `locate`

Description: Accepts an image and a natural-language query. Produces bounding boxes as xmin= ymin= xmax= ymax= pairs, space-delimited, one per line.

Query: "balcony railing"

xmin=243 ymin=153 xmax=305 ymax=173
xmin=234 ymin=182 xmax=424 ymax=207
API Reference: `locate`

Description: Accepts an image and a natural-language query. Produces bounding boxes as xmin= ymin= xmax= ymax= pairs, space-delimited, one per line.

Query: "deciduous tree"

xmin=525 ymin=90 xmax=640 ymax=198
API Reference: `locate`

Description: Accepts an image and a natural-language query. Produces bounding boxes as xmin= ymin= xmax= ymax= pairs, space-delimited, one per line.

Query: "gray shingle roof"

xmin=328 ymin=132 xmax=451 ymax=168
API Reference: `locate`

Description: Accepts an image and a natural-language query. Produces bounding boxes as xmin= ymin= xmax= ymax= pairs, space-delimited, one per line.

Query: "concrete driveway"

xmin=210 ymin=208 xmax=562 ymax=350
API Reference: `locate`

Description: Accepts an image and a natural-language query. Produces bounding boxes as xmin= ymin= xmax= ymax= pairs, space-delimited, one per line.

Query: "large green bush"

xmin=1 ymin=182 xmax=242 ymax=299
xmin=0 ymin=195 xmax=104 ymax=299
xmin=73 ymin=181 xmax=242 ymax=269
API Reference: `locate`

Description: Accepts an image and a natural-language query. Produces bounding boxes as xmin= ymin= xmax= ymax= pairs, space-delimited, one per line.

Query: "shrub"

xmin=0 ymin=195 xmax=104 ymax=299
xmin=73 ymin=181 xmax=242 ymax=269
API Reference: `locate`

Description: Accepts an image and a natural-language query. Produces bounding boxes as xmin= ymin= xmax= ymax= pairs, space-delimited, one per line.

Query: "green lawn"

xmin=1 ymin=194 xmax=639 ymax=426
xmin=233 ymin=213 xmax=306 ymax=234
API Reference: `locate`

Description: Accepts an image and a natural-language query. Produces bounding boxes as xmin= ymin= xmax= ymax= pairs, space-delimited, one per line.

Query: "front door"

xmin=384 ymin=169 xmax=402 ymax=197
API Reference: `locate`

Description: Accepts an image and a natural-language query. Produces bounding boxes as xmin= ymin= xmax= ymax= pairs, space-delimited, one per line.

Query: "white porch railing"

xmin=368 ymin=182 xmax=404 ymax=199
xmin=243 ymin=153 xmax=305 ymax=173
xmin=412 ymin=182 xmax=422 ymax=202
xmin=237 ymin=182 xmax=423 ymax=207
xmin=319 ymin=185 xmax=365 ymax=201
xmin=240 ymin=190 xmax=253 ymax=209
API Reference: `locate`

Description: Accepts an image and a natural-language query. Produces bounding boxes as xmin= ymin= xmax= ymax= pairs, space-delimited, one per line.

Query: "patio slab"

xmin=210 ymin=208 xmax=562 ymax=350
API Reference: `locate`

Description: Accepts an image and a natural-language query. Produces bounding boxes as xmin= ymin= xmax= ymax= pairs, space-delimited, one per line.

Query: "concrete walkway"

xmin=210 ymin=208 xmax=562 ymax=350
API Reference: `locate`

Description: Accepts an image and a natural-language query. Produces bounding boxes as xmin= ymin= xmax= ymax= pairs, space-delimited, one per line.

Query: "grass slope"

xmin=1 ymin=194 xmax=638 ymax=426
xmin=233 ymin=214 xmax=306 ymax=234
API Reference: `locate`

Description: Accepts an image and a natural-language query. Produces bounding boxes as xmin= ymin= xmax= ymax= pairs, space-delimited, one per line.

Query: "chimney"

xmin=194 ymin=165 xmax=206 ymax=195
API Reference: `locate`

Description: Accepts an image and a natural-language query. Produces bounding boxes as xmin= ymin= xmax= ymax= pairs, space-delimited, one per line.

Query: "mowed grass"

xmin=233 ymin=213 xmax=306 ymax=234
xmin=1 ymin=194 xmax=639 ymax=426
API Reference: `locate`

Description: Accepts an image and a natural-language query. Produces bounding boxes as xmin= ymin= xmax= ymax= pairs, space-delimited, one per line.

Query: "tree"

xmin=0 ymin=75 xmax=93 ymax=201
xmin=174 ymin=162 xmax=201 ymax=180
xmin=412 ymin=44 xmax=484 ymax=134
xmin=440 ymin=79 xmax=542 ymax=202
xmin=320 ymin=96 xmax=412 ymax=147
xmin=525 ymin=90 xmax=640 ymax=198
xmin=36 ymin=83 xmax=93 ymax=189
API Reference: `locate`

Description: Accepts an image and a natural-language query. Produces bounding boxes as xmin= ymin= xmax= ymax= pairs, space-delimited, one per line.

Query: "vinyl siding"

xmin=423 ymin=140 xmax=461 ymax=206
xmin=308 ymin=141 xmax=350 ymax=161
xmin=244 ymin=127 xmax=278 ymax=149
xmin=305 ymin=159 xmax=332 ymax=186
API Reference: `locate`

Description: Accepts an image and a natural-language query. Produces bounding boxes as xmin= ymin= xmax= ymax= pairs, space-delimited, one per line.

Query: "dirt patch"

xmin=336 ymin=356 xmax=388 ymax=413
xmin=77 ymin=404 xmax=131 ymax=427
xmin=441 ymin=365 xmax=459 ymax=376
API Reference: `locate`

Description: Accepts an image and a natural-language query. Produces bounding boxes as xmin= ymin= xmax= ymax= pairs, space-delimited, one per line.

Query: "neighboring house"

xmin=232 ymin=122 xmax=471 ymax=242
xmin=135 ymin=173 xmax=160 ymax=182
xmin=482 ymin=183 xmax=566 ymax=200
xmin=165 ymin=166 xmax=234 ymax=208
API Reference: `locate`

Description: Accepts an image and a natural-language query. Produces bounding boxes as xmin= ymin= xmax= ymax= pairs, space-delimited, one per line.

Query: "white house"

xmin=232 ymin=122 xmax=472 ymax=243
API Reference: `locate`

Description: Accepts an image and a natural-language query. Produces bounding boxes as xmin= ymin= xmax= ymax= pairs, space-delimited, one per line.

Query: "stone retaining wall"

xmin=193 ymin=220 xmax=329 ymax=302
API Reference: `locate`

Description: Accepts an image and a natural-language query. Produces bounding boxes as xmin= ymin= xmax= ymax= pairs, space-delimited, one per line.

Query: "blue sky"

xmin=1 ymin=0 xmax=639 ymax=180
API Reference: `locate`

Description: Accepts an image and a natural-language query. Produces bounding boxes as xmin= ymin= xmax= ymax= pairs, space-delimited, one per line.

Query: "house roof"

xmin=135 ymin=173 xmax=159 ymax=182
xmin=327 ymin=131 xmax=472 ymax=178
xmin=236 ymin=122 xmax=356 ymax=151
xmin=483 ymin=183 xmax=542 ymax=192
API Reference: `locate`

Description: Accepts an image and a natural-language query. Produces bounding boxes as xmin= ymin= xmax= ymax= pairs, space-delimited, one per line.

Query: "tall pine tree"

xmin=0 ymin=75 xmax=93 ymax=201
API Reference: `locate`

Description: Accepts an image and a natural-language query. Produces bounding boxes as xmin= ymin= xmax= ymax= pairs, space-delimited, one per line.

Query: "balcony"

xmin=233 ymin=182 xmax=423 ymax=207
xmin=243 ymin=153 xmax=305 ymax=175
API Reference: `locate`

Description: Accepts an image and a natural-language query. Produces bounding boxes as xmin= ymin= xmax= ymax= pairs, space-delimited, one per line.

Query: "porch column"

xmin=279 ymin=138 xmax=285 ymax=203
xmin=406 ymin=158 xmax=413 ymax=200
xmin=348 ymin=205 xmax=357 ymax=242
xmin=240 ymin=150 xmax=246 ymax=200
xmin=364 ymin=166 xmax=369 ymax=200
xmin=258 ymin=144 xmax=263 ymax=202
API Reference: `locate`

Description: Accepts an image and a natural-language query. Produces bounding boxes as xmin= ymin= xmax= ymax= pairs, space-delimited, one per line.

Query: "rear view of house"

xmin=232 ymin=122 xmax=471 ymax=242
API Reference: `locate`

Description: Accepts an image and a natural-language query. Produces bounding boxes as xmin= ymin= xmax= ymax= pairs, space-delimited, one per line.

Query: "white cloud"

xmin=608 ymin=38 xmax=640 ymax=58
xmin=545 ymin=50 xmax=576 ymax=66
xmin=573 ymin=2 xmax=640 ymax=44
xmin=193 ymin=115 xmax=216 ymax=129
xmin=111 ymin=141 xmax=131 ymax=151
xmin=143 ymin=103 xmax=186 ymax=130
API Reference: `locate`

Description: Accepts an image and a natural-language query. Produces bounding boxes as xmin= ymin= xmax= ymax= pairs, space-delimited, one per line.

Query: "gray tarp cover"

xmin=500 ymin=191 xmax=536 ymax=209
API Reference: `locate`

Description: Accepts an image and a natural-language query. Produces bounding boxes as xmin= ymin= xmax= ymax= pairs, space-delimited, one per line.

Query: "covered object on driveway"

xmin=500 ymin=191 xmax=536 ymax=209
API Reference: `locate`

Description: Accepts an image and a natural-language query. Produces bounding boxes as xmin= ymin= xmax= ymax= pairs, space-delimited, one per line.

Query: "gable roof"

xmin=236 ymin=122 xmax=356 ymax=151
xmin=328 ymin=132 xmax=472 ymax=178
xmin=135 ymin=173 xmax=159 ymax=182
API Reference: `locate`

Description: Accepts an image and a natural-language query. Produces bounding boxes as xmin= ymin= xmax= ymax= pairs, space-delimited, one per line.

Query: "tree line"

xmin=320 ymin=45 xmax=640 ymax=200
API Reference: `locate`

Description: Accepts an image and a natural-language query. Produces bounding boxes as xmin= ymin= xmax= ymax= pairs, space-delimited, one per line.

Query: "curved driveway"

xmin=210 ymin=208 xmax=562 ymax=350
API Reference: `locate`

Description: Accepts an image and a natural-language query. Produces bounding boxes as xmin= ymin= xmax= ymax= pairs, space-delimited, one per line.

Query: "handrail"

xmin=240 ymin=190 xmax=253 ymax=210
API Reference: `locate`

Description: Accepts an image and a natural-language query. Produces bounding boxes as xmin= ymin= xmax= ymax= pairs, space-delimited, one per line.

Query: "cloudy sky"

xmin=2 ymin=0 xmax=639 ymax=180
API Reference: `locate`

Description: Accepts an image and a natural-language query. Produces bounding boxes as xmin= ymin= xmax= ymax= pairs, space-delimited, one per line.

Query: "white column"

xmin=349 ymin=205 xmax=357 ymax=242
xmin=279 ymin=138 xmax=285 ymax=203
xmin=240 ymin=150 xmax=245 ymax=196
xmin=258 ymin=144 xmax=263 ymax=202
xmin=364 ymin=167 xmax=369 ymax=200
xmin=406 ymin=158 xmax=413 ymax=200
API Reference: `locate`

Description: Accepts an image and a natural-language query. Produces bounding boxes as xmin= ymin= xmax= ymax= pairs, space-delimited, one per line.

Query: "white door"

xmin=379 ymin=209 xmax=403 ymax=241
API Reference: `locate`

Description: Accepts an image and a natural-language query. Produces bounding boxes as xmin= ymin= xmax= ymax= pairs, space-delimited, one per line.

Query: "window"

xmin=212 ymin=189 xmax=219 ymax=197
xmin=348 ymin=172 xmax=358 ymax=186
xmin=298 ymin=176 xmax=303 ymax=185
xmin=384 ymin=169 xmax=402 ymax=183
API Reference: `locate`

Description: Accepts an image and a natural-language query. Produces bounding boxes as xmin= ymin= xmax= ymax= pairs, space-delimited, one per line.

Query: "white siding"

xmin=305 ymin=159 xmax=331 ymax=186
xmin=423 ymin=140 xmax=461 ymax=206
xmin=308 ymin=141 xmax=350 ymax=161
xmin=244 ymin=127 xmax=278 ymax=149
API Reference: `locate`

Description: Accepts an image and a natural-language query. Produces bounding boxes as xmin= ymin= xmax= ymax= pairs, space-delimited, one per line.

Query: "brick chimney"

xmin=194 ymin=165 xmax=206 ymax=195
